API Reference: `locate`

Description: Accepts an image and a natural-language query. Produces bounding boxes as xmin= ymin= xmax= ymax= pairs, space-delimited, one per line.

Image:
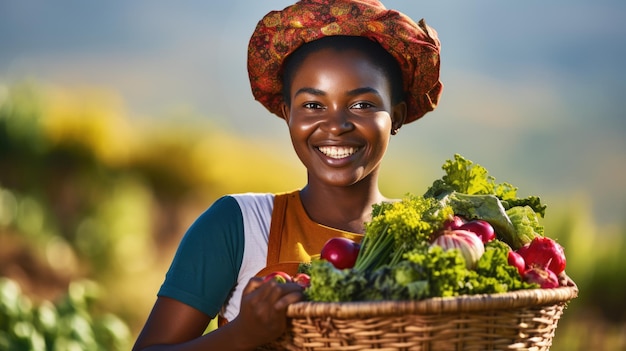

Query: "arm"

xmin=132 ymin=278 xmax=304 ymax=351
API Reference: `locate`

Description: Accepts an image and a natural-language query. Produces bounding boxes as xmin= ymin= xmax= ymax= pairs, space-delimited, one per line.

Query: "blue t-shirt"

xmin=158 ymin=193 xmax=275 ymax=321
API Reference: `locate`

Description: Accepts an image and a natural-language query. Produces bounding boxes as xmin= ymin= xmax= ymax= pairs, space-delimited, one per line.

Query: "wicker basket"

xmin=259 ymin=284 xmax=578 ymax=351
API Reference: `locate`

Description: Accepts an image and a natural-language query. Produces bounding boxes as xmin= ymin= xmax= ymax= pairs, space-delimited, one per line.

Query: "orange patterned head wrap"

xmin=247 ymin=0 xmax=443 ymax=124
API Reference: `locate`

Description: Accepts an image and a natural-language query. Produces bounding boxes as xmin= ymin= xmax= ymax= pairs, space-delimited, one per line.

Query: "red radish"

xmin=320 ymin=237 xmax=361 ymax=269
xmin=293 ymin=273 xmax=311 ymax=288
xmin=459 ymin=219 xmax=496 ymax=243
xmin=430 ymin=229 xmax=485 ymax=269
xmin=517 ymin=243 xmax=530 ymax=257
xmin=443 ymin=215 xmax=466 ymax=230
xmin=523 ymin=266 xmax=559 ymax=288
xmin=523 ymin=237 xmax=566 ymax=275
xmin=507 ymin=250 xmax=526 ymax=276
xmin=263 ymin=271 xmax=293 ymax=284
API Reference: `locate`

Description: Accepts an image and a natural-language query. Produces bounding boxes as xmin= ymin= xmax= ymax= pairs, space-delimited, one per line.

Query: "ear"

xmin=391 ymin=101 xmax=407 ymax=131
xmin=280 ymin=102 xmax=291 ymax=124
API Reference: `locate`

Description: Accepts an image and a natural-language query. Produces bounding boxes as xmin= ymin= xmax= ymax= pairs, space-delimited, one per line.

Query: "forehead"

xmin=289 ymin=48 xmax=391 ymax=90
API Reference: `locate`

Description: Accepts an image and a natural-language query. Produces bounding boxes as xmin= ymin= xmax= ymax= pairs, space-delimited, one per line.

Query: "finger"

xmin=274 ymin=290 xmax=304 ymax=311
xmin=243 ymin=277 xmax=264 ymax=294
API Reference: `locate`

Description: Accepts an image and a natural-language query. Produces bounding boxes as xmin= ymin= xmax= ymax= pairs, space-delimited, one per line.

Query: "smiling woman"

xmin=131 ymin=1 xmax=443 ymax=350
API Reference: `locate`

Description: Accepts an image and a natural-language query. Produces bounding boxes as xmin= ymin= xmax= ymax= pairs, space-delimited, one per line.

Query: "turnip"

xmin=430 ymin=229 xmax=485 ymax=269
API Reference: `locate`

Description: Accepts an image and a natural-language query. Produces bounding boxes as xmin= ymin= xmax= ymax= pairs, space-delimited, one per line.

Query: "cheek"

xmin=370 ymin=116 xmax=393 ymax=141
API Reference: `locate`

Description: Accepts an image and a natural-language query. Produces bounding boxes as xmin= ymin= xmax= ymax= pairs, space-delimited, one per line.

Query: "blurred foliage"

xmin=0 ymin=277 xmax=130 ymax=351
xmin=0 ymin=80 xmax=625 ymax=350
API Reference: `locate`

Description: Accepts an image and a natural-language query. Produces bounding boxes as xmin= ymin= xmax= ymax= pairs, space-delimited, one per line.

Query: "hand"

xmin=231 ymin=277 xmax=304 ymax=348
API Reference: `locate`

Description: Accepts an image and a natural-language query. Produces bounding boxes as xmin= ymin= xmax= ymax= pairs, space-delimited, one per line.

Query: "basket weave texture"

xmin=259 ymin=285 xmax=578 ymax=351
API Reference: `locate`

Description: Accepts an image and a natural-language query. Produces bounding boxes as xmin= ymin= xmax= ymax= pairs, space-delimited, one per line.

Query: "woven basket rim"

xmin=287 ymin=285 xmax=578 ymax=319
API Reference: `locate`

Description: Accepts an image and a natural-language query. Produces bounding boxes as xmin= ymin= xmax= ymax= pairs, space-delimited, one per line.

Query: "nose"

xmin=320 ymin=107 xmax=354 ymax=135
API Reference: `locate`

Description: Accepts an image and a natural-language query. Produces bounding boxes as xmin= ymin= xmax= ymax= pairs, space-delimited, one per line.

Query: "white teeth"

xmin=318 ymin=146 xmax=358 ymax=159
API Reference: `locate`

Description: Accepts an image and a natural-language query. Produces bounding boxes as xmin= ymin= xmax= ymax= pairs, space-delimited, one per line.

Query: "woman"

xmin=133 ymin=1 xmax=442 ymax=349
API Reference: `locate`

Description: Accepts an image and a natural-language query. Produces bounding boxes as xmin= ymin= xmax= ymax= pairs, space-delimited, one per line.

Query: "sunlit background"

xmin=1 ymin=1 xmax=625 ymax=350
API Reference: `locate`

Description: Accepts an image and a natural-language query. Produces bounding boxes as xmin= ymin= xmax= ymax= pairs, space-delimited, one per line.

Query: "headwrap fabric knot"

xmin=247 ymin=0 xmax=443 ymax=124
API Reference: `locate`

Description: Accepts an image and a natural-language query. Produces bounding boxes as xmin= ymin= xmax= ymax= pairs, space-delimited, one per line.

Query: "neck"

xmin=299 ymin=178 xmax=388 ymax=234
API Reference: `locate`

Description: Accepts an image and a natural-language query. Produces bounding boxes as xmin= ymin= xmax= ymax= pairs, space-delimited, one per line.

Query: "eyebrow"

xmin=294 ymin=86 xmax=382 ymax=98
xmin=294 ymin=87 xmax=325 ymax=97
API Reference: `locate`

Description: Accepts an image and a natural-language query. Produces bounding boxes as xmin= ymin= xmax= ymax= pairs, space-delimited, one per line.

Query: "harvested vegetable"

xmin=507 ymin=250 xmax=526 ymax=276
xmin=293 ymin=273 xmax=311 ymax=288
xmin=430 ymin=229 xmax=485 ymax=269
xmin=320 ymin=237 xmax=360 ymax=269
xmin=304 ymin=154 xmax=565 ymax=303
xmin=458 ymin=219 xmax=496 ymax=243
xmin=263 ymin=271 xmax=293 ymax=284
xmin=523 ymin=266 xmax=560 ymax=288
xmin=522 ymin=236 xmax=566 ymax=275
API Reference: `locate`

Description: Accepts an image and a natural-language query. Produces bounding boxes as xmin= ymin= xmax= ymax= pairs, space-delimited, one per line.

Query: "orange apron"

xmin=218 ymin=191 xmax=362 ymax=326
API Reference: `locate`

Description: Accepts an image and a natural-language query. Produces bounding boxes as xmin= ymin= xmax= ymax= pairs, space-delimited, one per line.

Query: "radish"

xmin=263 ymin=271 xmax=293 ymax=284
xmin=523 ymin=266 xmax=559 ymax=288
xmin=320 ymin=237 xmax=361 ymax=269
xmin=507 ymin=250 xmax=526 ymax=276
xmin=459 ymin=219 xmax=496 ymax=243
xmin=516 ymin=243 xmax=530 ymax=258
xmin=293 ymin=273 xmax=311 ymax=288
xmin=521 ymin=237 xmax=566 ymax=275
xmin=443 ymin=215 xmax=466 ymax=230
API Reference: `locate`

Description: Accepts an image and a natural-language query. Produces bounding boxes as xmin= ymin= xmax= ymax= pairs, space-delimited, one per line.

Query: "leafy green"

xmin=305 ymin=260 xmax=366 ymax=302
xmin=506 ymin=206 xmax=544 ymax=248
xmin=439 ymin=192 xmax=516 ymax=238
xmin=305 ymin=154 xmax=546 ymax=302
xmin=354 ymin=194 xmax=453 ymax=272
xmin=425 ymin=154 xmax=547 ymax=250
xmin=473 ymin=240 xmax=538 ymax=292
xmin=502 ymin=196 xmax=547 ymax=218
xmin=424 ymin=153 xmax=518 ymax=200
xmin=405 ymin=246 xmax=474 ymax=297
xmin=359 ymin=261 xmax=429 ymax=301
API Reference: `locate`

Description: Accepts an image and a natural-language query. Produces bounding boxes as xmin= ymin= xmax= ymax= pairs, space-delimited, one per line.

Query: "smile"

xmin=317 ymin=146 xmax=359 ymax=159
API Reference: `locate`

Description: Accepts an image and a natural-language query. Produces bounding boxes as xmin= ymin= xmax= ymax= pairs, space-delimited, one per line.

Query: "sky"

xmin=1 ymin=0 xmax=625 ymax=226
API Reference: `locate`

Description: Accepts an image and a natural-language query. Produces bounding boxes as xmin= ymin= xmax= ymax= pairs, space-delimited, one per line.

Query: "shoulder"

xmin=228 ymin=192 xmax=275 ymax=211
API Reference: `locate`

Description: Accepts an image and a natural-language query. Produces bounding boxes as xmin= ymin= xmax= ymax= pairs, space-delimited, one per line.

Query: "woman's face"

xmin=281 ymin=47 xmax=406 ymax=188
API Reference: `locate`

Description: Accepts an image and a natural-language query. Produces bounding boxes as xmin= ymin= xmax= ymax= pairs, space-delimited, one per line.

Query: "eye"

xmin=350 ymin=101 xmax=374 ymax=110
xmin=302 ymin=102 xmax=324 ymax=110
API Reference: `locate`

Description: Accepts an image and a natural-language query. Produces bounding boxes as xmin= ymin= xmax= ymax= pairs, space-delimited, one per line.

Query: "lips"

xmin=317 ymin=146 xmax=359 ymax=159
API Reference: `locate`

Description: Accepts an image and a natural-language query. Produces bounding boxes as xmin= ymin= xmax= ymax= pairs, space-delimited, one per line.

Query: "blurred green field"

xmin=1 ymin=81 xmax=625 ymax=350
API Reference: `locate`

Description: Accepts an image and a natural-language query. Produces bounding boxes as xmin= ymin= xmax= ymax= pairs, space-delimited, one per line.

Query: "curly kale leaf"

xmin=424 ymin=154 xmax=539 ymax=205
xmin=473 ymin=240 xmax=538 ymax=292
xmin=424 ymin=154 xmax=509 ymax=198
xmin=405 ymin=246 xmax=475 ymax=298
xmin=304 ymin=260 xmax=366 ymax=302
xmin=359 ymin=261 xmax=429 ymax=301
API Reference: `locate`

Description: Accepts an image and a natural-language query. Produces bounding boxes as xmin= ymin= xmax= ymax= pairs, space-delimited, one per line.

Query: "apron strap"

xmin=266 ymin=192 xmax=289 ymax=267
